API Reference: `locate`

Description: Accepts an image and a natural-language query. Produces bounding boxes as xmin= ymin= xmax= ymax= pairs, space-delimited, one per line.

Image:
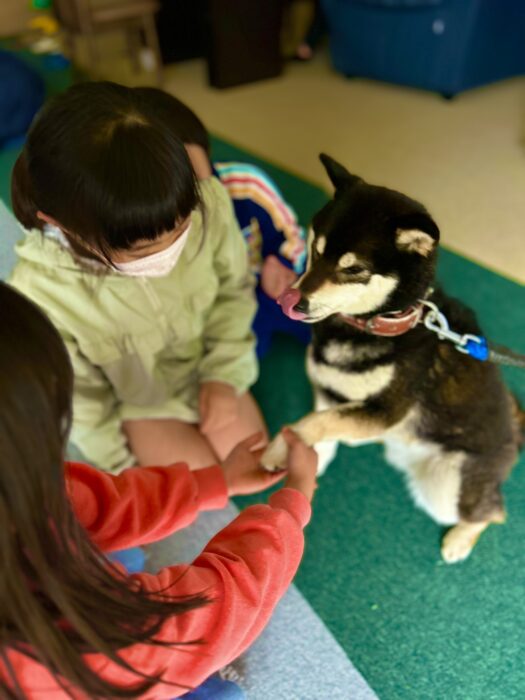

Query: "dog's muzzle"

xmin=278 ymin=287 xmax=309 ymax=320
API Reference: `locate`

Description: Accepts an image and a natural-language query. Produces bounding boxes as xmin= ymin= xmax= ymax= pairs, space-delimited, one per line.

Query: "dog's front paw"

xmin=261 ymin=433 xmax=288 ymax=472
xmin=441 ymin=525 xmax=476 ymax=564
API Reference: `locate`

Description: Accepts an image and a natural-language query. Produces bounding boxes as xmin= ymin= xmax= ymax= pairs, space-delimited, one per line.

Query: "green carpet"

xmin=0 ymin=72 xmax=524 ymax=698
xmin=212 ymin=140 xmax=525 ymax=700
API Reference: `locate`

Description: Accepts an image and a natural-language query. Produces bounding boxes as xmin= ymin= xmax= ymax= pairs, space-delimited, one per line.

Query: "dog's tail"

xmin=510 ymin=393 xmax=525 ymax=450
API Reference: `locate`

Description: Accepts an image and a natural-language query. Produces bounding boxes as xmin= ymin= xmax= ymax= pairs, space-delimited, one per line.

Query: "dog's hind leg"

xmin=441 ymin=452 xmax=510 ymax=563
xmin=441 ymin=521 xmax=492 ymax=564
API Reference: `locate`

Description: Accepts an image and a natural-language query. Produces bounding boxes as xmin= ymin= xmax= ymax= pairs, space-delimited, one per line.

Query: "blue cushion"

xmin=180 ymin=674 xmax=246 ymax=699
xmin=0 ymin=50 xmax=44 ymax=148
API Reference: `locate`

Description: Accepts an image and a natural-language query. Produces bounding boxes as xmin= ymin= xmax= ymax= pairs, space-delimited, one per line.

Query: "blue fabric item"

xmin=213 ymin=163 xmax=311 ymax=357
xmin=42 ymin=53 xmax=70 ymax=70
xmin=108 ymin=547 xmax=146 ymax=573
xmin=179 ymin=674 xmax=246 ymax=699
xmin=254 ymin=287 xmax=311 ymax=358
xmin=0 ymin=50 xmax=45 ymax=148
xmin=214 ymin=162 xmax=307 ymax=274
xmin=322 ymin=0 xmax=525 ymax=95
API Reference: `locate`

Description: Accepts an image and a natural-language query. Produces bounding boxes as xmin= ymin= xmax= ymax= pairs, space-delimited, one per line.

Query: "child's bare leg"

xmin=123 ymin=418 xmax=217 ymax=469
xmin=205 ymin=392 xmax=268 ymax=460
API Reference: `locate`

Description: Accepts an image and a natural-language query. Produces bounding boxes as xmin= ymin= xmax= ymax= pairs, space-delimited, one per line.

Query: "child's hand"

xmin=261 ymin=255 xmax=298 ymax=300
xmin=222 ymin=433 xmax=285 ymax=496
xmin=281 ymin=427 xmax=318 ymax=502
xmin=199 ymin=381 xmax=239 ymax=434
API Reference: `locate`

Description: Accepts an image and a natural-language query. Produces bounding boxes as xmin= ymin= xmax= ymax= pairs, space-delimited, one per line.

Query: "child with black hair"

xmin=10 ymin=81 xmax=267 ymax=473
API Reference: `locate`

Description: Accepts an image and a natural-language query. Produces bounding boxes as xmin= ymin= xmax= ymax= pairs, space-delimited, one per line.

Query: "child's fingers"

xmin=237 ymin=432 xmax=264 ymax=450
xmin=250 ymin=448 xmax=266 ymax=463
xmin=282 ymin=426 xmax=302 ymax=447
xmin=258 ymin=469 xmax=286 ymax=488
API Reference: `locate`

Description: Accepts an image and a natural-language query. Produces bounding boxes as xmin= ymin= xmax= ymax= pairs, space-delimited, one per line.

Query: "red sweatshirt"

xmin=3 ymin=462 xmax=310 ymax=698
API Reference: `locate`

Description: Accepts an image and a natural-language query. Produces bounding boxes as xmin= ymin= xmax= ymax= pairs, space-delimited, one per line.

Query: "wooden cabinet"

xmin=0 ymin=0 xmax=36 ymax=37
xmin=207 ymin=0 xmax=285 ymax=88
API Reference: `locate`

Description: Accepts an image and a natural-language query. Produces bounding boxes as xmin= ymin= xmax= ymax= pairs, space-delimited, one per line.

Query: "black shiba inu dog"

xmin=262 ymin=154 xmax=524 ymax=563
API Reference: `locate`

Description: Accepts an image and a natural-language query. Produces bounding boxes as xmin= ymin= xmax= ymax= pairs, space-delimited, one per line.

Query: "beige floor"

xmin=85 ymin=42 xmax=525 ymax=284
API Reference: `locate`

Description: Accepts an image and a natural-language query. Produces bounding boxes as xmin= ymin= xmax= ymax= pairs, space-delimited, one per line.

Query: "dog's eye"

xmin=342 ymin=264 xmax=367 ymax=275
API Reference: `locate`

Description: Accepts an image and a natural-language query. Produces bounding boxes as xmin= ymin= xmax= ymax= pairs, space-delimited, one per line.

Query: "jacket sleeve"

xmin=61 ymin=330 xmax=135 ymax=472
xmin=120 ymin=488 xmax=311 ymax=692
xmin=197 ymin=177 xmax=258 ymax=393
xmin=66 ymin=461 xmax=228 ymax=551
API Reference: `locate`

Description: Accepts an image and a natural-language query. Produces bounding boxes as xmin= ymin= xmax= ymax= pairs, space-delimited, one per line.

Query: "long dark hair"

xmin=11 ymin=81 xmax=201 ymax=261
xmin=0 ymin=283 xmax=208 ymax=699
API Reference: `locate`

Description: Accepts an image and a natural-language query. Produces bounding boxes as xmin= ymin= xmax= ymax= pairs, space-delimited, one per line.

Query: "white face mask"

xmin=114 ymin=224 xmax=191 ymax=278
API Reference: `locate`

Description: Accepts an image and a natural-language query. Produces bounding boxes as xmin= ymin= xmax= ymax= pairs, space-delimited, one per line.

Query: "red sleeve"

xmin=109 ymin=488 xmax=311 ymax=694
xmin=65 ymin=461 xmax=228 ymax=552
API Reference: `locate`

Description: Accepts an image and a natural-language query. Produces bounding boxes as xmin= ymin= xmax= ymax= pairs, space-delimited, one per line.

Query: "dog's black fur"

xmin=263 ymin=155 xmax=523 ymax=562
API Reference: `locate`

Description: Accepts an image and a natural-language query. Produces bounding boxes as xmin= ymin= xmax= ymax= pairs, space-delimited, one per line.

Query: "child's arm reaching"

xmin=142 ymin=487 xmax=312 ymax=690
xmin=84 ymin=429 xmax=318 ymax=695
xmin=66 ymin=461 xmax=228 ymax=552
xmin=67 ymin=433 xmax=284 ymax=552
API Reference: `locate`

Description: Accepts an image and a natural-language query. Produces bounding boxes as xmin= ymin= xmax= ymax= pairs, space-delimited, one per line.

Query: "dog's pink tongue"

xmin=277 ymin=288 xmax=307 ymax=321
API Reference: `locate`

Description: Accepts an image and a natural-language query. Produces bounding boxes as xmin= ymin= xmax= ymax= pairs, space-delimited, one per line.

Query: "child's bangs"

xmin=24 ymin=92 xmax=201 ymax=254
xmin=84 ymin=124 xmax=201 ymax=251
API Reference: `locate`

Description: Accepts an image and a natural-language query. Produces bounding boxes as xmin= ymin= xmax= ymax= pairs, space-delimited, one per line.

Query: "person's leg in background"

xmin=205 ymin=392 xmax=268 ymax=460
xmin=123 ymin=397 xmax=267 ymax=469
xmin=123 ymin=418 xmax=218 ymax=469
xmin=295 ymin=0 xmax=328 ymax=60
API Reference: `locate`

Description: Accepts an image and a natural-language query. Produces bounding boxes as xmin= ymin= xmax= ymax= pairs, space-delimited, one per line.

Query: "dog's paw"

xmin=261 ymin=433 xmax=288 ymax=472
xmin=441 ymin=525 xmax=475 ymax=564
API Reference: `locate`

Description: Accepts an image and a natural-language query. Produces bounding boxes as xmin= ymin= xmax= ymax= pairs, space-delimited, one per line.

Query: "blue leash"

xmin=420 ymin=300 xmax=525 ymax=368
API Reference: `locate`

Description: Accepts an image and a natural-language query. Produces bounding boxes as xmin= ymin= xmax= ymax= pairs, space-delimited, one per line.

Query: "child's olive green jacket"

xmin=9 ymin=178 xmax=257 ymax=471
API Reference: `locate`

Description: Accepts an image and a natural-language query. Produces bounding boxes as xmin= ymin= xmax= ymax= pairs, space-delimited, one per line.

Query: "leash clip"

xmin=419 ymin=300 xmax=489 ymax=360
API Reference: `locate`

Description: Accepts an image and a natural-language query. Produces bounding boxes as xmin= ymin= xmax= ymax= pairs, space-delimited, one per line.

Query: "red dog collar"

xmin=340 ymin=304 xmax=424 ymax=337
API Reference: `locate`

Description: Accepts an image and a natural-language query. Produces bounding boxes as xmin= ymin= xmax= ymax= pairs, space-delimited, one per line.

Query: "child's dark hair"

xmin=0 ymin=282 xmax=208 ymax=698
xmin=11 ymin=81 xmax=201 ymax=260
xmin=134 ymin=87 xmax=211 ymax=155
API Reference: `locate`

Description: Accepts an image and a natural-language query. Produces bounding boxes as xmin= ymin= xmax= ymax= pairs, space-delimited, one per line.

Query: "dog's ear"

xmin=394 ymin=212 xmax=440 ymax=258
xmin=320 ymin=154 xmax=362 ymax=192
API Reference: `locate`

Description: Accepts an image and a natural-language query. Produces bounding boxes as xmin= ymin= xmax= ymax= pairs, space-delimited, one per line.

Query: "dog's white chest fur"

xmin=383 ymin=411 xmax=463 ymax=526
